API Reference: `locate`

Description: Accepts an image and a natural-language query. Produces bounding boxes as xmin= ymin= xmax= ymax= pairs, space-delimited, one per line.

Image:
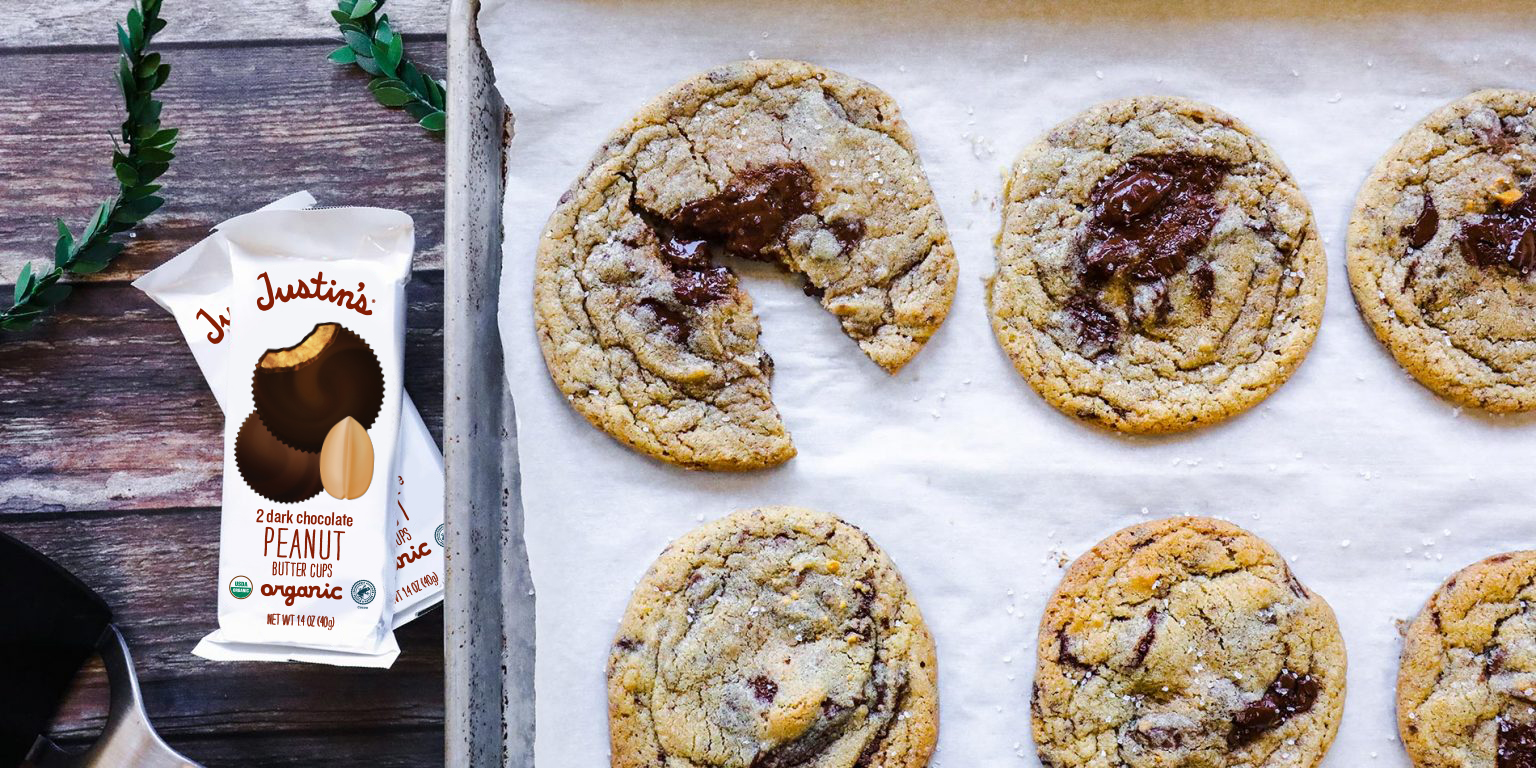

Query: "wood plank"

xmin=5 ymin=508 xmax=444 ymax=766
xmin=53 ymin=726 xmax=444 ymax=768
xmin=1 ymin=0 xmax=447 ymax=48
xmin=143 ymin=727 xmax=442 ymax=768
xmin=0 ymin=272 xmax=443 ymax=514
xmin=0 ymin=39 xmax=446 ymax=285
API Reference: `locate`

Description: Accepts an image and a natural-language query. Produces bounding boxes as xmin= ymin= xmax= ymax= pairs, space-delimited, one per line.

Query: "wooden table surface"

xmin=1 ymin=2 xmax=451 ymax=765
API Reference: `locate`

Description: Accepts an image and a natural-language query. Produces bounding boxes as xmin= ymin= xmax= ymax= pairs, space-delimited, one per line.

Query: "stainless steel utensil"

xmin=26 ymin=627 xmax=200 ymax=768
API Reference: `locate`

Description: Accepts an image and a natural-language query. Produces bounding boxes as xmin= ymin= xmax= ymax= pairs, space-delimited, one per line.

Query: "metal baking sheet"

xmin=445 ymin=0 xmax=533 ymax=764
xmin=451 ymin=1 xmax=1535 ymax=766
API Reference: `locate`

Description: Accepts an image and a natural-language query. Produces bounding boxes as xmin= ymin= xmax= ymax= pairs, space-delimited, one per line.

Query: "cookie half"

xmin=535 ymin=60 xmax=958 ymax=470
xmin=608 ymin=506 xmax=938 ymax=768
xmin=988 ymin=97 xmax=1326 ymax=433
xmin=1347 ymin=90 xmax=1536 ymax=412
xmin=1398 ymin=551 xmax=1536 ymax=768
xmin=1033 ymin=517 xmax=1346 ymax=768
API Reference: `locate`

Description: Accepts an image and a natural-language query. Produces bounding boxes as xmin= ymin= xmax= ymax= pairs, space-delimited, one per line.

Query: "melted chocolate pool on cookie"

xmin=1499 ymin=718 xmax=1536 ymax=768
xmin=1458 ymin=185 xmax=1536 ymax=276
xmin=673 ymin=163 xmax=816 ymax=259
xmin=1067 ymin=152 xmax=1231 ymax=356
xmin=629 ymin=162 xmax=861 ymax=339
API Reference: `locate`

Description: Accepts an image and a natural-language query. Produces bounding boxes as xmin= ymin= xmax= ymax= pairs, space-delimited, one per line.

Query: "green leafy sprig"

xmin=2 ymin=0 xmax=176 ymax=331
xmin=329 ymin=0 xmax=447 ymax=133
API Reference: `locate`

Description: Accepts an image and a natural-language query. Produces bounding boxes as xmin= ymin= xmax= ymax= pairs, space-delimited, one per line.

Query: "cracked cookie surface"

xmin=535 ymin=59 xmax=957 ymax=470
xmin=1347 ymin=90 xmax=1536 ymax=412
xmin=1033 ymin=517 xmax=1346 ymax=768
xmin=1398 ymin=551 xmax=1536 ymax=768
xmin=987 ymin=97 xmax=1325 ymax=434
xmin=608 ymin=506 xmax=938 ymax=768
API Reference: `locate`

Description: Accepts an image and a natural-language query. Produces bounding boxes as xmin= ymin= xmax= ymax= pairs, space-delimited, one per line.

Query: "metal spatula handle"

xmin=27 ymin=626 xmax=201 ymax=768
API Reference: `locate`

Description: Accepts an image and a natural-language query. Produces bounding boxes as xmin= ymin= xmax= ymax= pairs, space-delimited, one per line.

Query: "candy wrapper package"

xmin=140 ymin=205 xmax=416 ymax=666
xmin=134 ymin=194 xmax=445 ymax=642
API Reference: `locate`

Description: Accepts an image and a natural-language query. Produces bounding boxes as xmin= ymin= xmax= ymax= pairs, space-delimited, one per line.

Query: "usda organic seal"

xmin=434 ymin=523 xmax=445 ymax=548
xmin=350 ymin=579 xmax=377 ymax=605
xmin=229 ymin=575 xmax=253 ymax=599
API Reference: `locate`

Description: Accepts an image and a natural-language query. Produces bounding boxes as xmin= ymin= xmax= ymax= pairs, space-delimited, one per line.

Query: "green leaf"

xmin=354 ymin=55 xmax=382 ymax=76
xmin=71 ymin=260 xmax=113 ymax=275
xmin=135 ymin=52 xmax=161 ymax=77
xmin=117 ymin=24 xmax=133 ymax=56
xmin=114 ymin=162 xmax=139 ymax=187
xmin=370 ymin=41 xmax=399 ymax=76
xmin=328 ymin=45 xmax=357 ymax=64
xmin=118 ymin=58 xmax=135 ymax=98
xmin=71 ymin=241 xmax=124 ymax=273
xmin=385 ymin=32 xmax=404 ymax=74
xmin=136 ymin=161 xmax=170 ymax=182
xmin=403 ymin=100 xmax=435 ymax=120
xmin=135 ymin=146 xmax=174 ymax=164
xmin=344 ymin=28 xmax=373 ymax=55
xmin=126 ymin=8 xmax=144 ymax=49
xmin=112 ymin=195 xmax=164 ymax=224
xmin=373 ymin=17 xmax=394 ymax=44
xmin=54 ymin=221 xmax=74 ymax=266
xmin=151 ymin=62 xmax=171 ymax=89
xmin=81 ymin=202 xmax=112 ymax=242
xmin=371 ymin=87 xmax=412 ymax=107
xmin=123 ymin=183 xmax=162 ymax=201
xmin=14 ymin=262 xmax=33 ymax=304
xmin=350 ymin=0 xmax=379 ymax=19
xmin=129 ymin=98 xmax=162 ymax=124
xmin=36 ymin=284 xmax=72 ymax=306
xmin=331 ymin=9 xmax=351 ymax=23
xmin=142 ymin=128 xmax=178 ymax=147
xmin=418 ymin=110 xmax=445 ymax=132
xmin=399 ymin=61 xmax=425 ymax=94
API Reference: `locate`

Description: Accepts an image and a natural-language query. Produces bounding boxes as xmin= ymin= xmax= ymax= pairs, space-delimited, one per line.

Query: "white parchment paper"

xmin=479 ymin=2 xmax=1536 ymax=765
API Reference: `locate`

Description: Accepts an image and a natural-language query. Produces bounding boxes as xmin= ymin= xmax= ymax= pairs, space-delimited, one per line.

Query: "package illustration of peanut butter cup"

xmin=234 ymin=412 xmax=323 ymax=503
xmin=251 ymin=322 xmax=383 ymax=454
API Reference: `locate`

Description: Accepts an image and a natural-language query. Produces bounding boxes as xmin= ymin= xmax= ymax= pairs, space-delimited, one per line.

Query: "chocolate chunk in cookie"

xmin=1347 ymin=89 xmax=1536 ymax=412
xmin=1033 ymin=517 xmax=1346 ymax=768
xmin=607 ymin=507 xmax=938 ymax=768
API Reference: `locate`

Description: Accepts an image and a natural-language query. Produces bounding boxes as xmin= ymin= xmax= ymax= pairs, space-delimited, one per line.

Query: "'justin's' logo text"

xmin=256 ymin=271 xmax=372 ymax=316
xmin=197 ymin=307 xmax=231 ymax=344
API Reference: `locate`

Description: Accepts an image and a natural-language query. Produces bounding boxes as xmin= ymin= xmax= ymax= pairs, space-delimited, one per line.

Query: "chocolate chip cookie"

xmin=1033 ymin=517 xmax=1346 ymax=768
xmin=1398 ymin=551 xmax=1536 ymax=768
xmin=535 ymin=60 xmax=957 ymax=470
xmin=1347 ymin=90 xmax=1536 ymax=412
xmin=988 ymin=97 xmax=1326 ymax=433
xmin=608 ymin=506 xmax=938 ymax=768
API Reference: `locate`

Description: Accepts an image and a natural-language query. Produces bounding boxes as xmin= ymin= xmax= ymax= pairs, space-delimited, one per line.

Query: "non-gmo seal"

xmin=350 ymin=579 xmax=377 ymax=605
xmin=434 ymin=523 xmax=445 ymax=548
xmin=229 ymin=575 xmax=254 ymax=599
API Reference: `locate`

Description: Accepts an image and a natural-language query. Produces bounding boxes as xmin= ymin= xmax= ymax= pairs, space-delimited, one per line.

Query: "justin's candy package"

xmin=133 ymin=194 xmax=444 ymax=636
xmin=187 ymin=207 xmax=412 ymax=666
